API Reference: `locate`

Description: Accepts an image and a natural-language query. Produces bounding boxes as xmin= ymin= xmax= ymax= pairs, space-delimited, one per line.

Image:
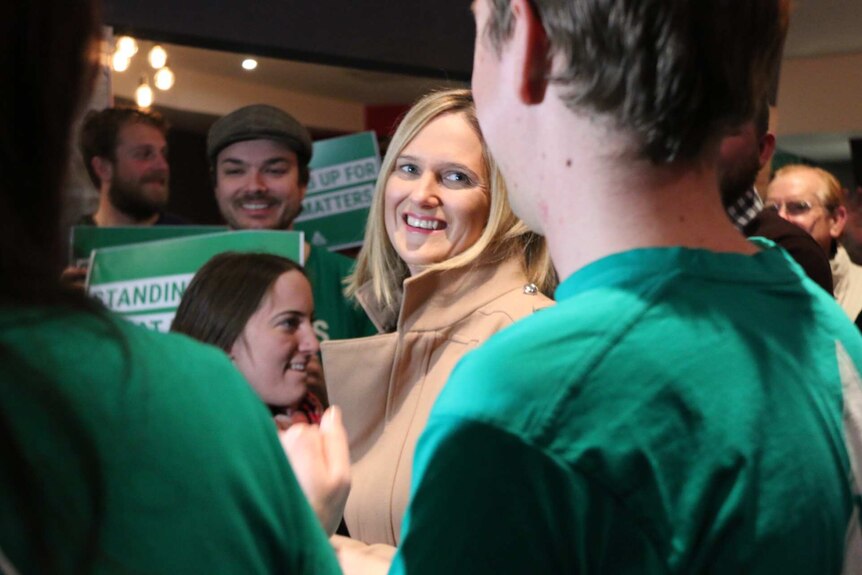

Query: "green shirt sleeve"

xmin=391 ymin=417 xmax=666 ymax=575
xmin=0 ymin=311 xmax=343 ymax=575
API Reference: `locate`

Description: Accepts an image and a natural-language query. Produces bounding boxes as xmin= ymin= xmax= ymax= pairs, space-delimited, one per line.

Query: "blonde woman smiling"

xmin=320 ymin=89 xmax=556 ymax=572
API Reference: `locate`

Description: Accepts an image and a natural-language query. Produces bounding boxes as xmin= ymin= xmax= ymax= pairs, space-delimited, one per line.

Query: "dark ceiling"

xmin=104 ymin=0 xmax=476 ymax=80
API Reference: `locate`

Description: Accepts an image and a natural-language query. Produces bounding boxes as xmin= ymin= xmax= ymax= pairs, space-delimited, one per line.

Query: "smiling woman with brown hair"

xmin=172 ymin=252 xmax=325 ymax=427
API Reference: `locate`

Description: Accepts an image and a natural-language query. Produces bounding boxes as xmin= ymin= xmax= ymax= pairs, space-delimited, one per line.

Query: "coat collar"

xmin=357 ymin=256 xmax=532 ymax=334
xmin=832 ymin=244 xmax=854 ymax=293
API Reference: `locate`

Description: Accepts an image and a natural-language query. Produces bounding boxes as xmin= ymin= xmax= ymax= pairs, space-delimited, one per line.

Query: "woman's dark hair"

xmin=1 ymin=0 xmax=100 ymax=306
xmin=171 ymin=252 xmax=306 ymax=352
xmin=1 ymin=0 xmax=103 ymax=572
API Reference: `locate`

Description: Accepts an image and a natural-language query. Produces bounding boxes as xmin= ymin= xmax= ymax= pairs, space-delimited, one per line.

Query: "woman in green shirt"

xmin=0 ymin=1 xmax=343 ymax=572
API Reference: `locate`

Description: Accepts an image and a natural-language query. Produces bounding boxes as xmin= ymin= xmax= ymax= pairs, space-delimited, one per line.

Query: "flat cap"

xmin=207 ymin=104 xmax=313 ymax=167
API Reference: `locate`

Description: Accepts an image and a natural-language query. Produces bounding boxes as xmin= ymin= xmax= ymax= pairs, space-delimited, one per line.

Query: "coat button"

xmin=523 ymin=283 xmax=538 ymax=295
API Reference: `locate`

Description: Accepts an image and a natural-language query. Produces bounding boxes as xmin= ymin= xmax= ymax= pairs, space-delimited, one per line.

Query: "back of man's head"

xmin=753 ymin=96 xmax=771 ymax=142
xmin=718 ymin=96 xmax=774 ymax=205
xmin=483 ymin=0 xmax=789 ymax=164
xmin=80 ymin=107 xmax=168 ymax=188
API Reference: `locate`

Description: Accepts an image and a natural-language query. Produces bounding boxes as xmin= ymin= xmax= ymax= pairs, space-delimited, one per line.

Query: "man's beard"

xmin=109 ymin=175 xmax=169 ymax=221
xmin=719 ymin=154 xmax=760 ymax=206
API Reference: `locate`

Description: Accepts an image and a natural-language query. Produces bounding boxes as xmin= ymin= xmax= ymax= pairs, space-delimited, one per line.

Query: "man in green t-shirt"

xmin=389 ymin=0 xmax=862 ymax=573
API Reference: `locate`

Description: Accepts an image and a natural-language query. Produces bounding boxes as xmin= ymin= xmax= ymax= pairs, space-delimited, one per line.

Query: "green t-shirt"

xmin=305 ymin=246 xmax=376 ymax=342
xmin=0 ymin=307 xmax=340 ymax=574
xmin=393 ymin=246 xmax=862 ymax=574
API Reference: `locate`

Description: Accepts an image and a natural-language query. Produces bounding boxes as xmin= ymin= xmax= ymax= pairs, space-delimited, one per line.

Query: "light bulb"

xmin=148 ymin=45 xmax=167 ymax=69
xmin=112 ymin=52 xmax=131 ymax=72
xmin=154 ymin=66 xmax=175 ymax=90
xmin=116 ymin=36 xmax=138 ymax=57
xmin=135 ymin=79 xmax=154 ymax=108
xmin=242 ymin=58 xmax=258 ymax=71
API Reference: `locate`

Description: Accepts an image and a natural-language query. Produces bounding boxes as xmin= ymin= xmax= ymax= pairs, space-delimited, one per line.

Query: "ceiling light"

xmin=112 ymin=52 xmax=131 ymax=72
xmin=148 ymin=45 xmax=168 ymax=69
xmin=154 ymin=66 xmax=175 ymax=90
xmin=242 ymin=58 xmax=258 ymax=71
xmin=135 ymin=77 xmax=154 ymax=108
xmin=116 ymin=36 xmax=138 ymax=58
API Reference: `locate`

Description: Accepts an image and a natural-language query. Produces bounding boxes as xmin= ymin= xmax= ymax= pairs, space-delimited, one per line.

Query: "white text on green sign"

xmin=296 ymin=184 xmax=374 ymax=223
xmin=306 ymin=157 xmax=379 ymax=195
xmin=89 ymin=273 xmax=193 ymax=314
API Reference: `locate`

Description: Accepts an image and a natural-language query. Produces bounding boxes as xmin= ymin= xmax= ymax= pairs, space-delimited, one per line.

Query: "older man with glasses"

xmin=767 ymin=164 xmax=862 ymax=322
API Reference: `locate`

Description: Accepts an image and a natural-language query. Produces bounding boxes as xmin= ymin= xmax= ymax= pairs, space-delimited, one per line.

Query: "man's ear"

xmin=758 ymin=132 xmax=776 ymax=169
xmin=511 ymin=0 xmax=551 ymax=104
xmin=831 ymin=204 xmax=848 ymax=238
xmin=91 ymin=156 xmax=113 ymax=187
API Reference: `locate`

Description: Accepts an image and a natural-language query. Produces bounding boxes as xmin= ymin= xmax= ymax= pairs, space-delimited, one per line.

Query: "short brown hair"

xmin=483 ymin=0 xmax=789 ymax=164
xmin=79 ymin=107 xmax=169 ymax=187
xmin=171 ymin=252 xmax=305 ymax=352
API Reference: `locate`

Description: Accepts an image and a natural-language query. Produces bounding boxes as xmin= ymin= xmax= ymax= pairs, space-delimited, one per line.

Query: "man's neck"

xmin=518 ymin=100 xmax=758 ymax=280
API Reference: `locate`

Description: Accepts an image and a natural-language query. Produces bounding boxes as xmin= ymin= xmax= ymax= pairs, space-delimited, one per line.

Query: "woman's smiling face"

xmin=229 ymin=270 xmax=319 ymax=408
xmin=384 ymin=111 xmax=490 ymax=276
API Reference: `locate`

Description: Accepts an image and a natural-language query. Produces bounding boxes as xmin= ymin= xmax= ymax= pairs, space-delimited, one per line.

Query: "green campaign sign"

xmin=87 ymin=230 xmax=303 ymax=332
xmin=70 ymin=225 xmax=227 ymax=264
xmin=294 ymin=131 xmax=380 ymax=251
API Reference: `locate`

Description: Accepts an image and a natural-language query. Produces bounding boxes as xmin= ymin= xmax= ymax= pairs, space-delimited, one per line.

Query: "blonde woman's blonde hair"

xmin=772 ymin=164 xmax=844 ymax=213
xmin=346 ymin=88 xmax=555 ymax=319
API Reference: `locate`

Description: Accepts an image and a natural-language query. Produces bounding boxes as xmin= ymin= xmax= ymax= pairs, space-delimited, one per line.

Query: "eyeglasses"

xmin=763 ymin=199 xmax=818 ymax=217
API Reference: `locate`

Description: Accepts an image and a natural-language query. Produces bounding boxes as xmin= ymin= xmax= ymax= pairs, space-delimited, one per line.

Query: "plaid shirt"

xmin=727 ymin=187 xmax=764 ymax=230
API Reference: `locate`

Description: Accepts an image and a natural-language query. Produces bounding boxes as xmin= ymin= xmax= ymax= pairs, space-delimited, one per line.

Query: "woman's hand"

xmin=331 ymin=535 xmax=394 ymax=575
xmin=280 ymin=406 xmax=351 ymax=535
